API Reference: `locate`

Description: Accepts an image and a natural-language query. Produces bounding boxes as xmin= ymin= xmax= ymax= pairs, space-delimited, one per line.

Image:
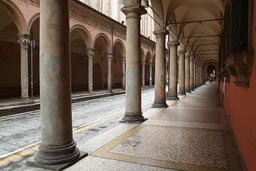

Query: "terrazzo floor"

xmin=7 ymin=82 xmax=243 ymax=171
xmin=66 ymin=82 xmax=243 ymax=171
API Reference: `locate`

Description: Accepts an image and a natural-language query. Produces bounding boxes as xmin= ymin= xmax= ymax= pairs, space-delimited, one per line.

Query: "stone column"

xmin=18 ymin=33 xmax=30 ymax=98
xmin=122 ymin=57 xmax=126 ymax=89
xmin=167 ymin=41 xmax=179 ymax=100
xmin=178 ymin=50 xmax=186 ymax=95
xmin=194 ymin=60 xmax=197 ymax=89
xmin=121 ymin=4 xmax=146 ymax=122
xmin=200 ymin=66 xmax=203 ymax=85
xmin=196 ymin=64 xmax=199 ymax=88
xmin=28 ymin=0 xmax=86 ymax=169
xmin=107 ymin=53 xmax=112 ymax=93
xmin=199 ymin=66 xmax=202 ymax=85
xmin=142 ymin=61 xmax=145 ymax=87
xmin=197 ymin=64 xmax=200 ymax=87
xmin=185 ymin=53 xmax=190 ymax=93
xmin=87 ymin=48 xmax=94 ymax=93
xmin=190 ymin=56 xmax=194 ymax=91
xmin=152 ymin=29 xmax=168 ymax=108
xmin=149 ymin=62 xmax=153 ymax=86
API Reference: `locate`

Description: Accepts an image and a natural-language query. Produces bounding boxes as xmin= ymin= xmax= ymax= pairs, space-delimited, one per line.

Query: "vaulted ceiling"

xmin=149 ymin=0 xmax=226 ymax=65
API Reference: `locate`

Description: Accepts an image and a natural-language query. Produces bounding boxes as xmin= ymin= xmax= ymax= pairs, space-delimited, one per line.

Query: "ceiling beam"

xmin=181 ymin=34 xmax=220 ymax=38
xmin=167 ymin=18 xmax=224 ymax=25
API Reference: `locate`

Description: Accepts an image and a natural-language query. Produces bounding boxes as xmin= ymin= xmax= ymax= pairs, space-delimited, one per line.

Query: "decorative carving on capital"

xmin=122 ymin=57 xmax=126 ymax=62
xmin=18 ymin=33 xmax=30 ymax=48
xmin=153 ymin=29 xmax=168 ymax=38
xmin=178 ymin=50 xmax=187 ymax=56
xmin=185 ymin=53 xmax=190 ymax=59
xmin=121 ymin=5 xmax=147 ymax=17
xmin=168 ymin=41 xmax=179 ymax=47
xmin=87 ymin=48 xmax=95 ymax=59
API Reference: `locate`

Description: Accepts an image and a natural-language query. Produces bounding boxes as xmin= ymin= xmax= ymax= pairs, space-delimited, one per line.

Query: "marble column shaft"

xmin=18 ymin=33 xmax=30 ymax=98
xmin=149 ymin=62 xmax=153 ymax=86
xmin=197 ymin=64 xmax=200 ymax=87
xmin=107 ymin=53 xmax=112 ymax=93
xmin=190 ymin=57 xmax=194 ymax=91
xmin=152 ymin=29 xmax=168 ymax=108
xmin=87 ymin=49 xmax=94 ymax=93
xmin=31 ymin=0 xmax=86 ymax=167
xmin=167 ymin=41 xmax=179 ymax=100
xmin=121 ymin=5 xmax=146 ymax=122
xmin=122 ymin=57 xmax=126 ymax=89
xmin=185 ymin=54 xmax=190 ymax=93
xmin=194 ymin=60 xmax=197 ymax=89
xmin=142 ymin=61 xmax=145 ymax=87
xmin=178 ymin=50 xmax=186 ymax=95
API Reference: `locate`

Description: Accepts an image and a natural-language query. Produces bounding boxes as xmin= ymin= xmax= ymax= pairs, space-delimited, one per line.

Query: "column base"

xmin=26 ymin=142 xmax=88 ymax=171
xmin=120 ymin=113 xmax=147 ymax=123
xmin=151 ymin=102 xmax=168 ymax=108
xmin=178 ymin=92 xmax=186 ymax=96
xmin=167 ymin=96 xmax=179 ymax=100
xmin=185 ymin=89 xmax=191 ymax=93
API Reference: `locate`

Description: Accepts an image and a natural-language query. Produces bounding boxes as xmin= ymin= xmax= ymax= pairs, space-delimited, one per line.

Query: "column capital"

xmin=87 ymin=48 xmax=95 ymax=58
xmin=106 ymin=53 xmax=113 ymax=59
xmin=121 ymin=5 xmax=146 ymax=17
xmin=153 ymin=29 xmax=168 ymax=38
xmin=122 ymin=56 xmax=126 ymax=62
xmin=18 ymin=33 xmax=30 ymax=48
xmin=167 ymin=41 xmax=179 ymax=47
xmin=178 ymin=50 xmax=187 ymax=55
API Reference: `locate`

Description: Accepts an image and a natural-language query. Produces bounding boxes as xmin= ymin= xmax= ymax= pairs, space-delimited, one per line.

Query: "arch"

xmin=112 ymin=40 xmax=125 ymax=88
xmin=113 ymin=39 xmax=126 ymax=56
xmin=28 ymin=13 xmax=40 ymax=33
xmin=0 ymin=1 xmax=27 ymax=33
xmin=29 ymin=17 xmax=40 ymax=96
xmin=70 ymin=28 xmax=89 ymax=92
xmin=70 ymin=24 xmax=93 ymax=48
xmin=0 ymin=1 xmax=23 ymax=98
xmin=93 ymin=33 xmax=111 ymax=90
xmin=204 ymin=59 xmax=218 ymax=81
xmin=93 ymin=63 xmax=103 ymax=90
xmin=94 ymin=33 xmax=112 ymax=53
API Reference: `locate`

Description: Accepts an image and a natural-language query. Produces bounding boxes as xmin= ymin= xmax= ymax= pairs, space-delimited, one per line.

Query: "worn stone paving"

xmin=87 ymin=82 xmax=243 ymax=171
xmin=0 ymin=88 xmax=154 ymax=159
xmin=0 ymin=82 xmax=244 ymax=171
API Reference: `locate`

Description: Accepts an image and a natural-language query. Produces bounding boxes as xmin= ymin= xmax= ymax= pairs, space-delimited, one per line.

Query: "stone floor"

xmin=0 ymin=82 xmax=244 ymax=171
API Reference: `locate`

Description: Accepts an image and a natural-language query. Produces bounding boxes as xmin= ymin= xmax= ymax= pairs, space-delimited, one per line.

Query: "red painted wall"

xmin=220 ymin=2 xmax=256 ymax=170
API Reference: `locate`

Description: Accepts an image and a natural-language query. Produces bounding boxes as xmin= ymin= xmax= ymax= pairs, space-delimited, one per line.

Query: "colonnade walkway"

xmin=66 ymin=82 xmax=243 ymax=171
xmin=2 ymin=82 xmax=244 ymax=171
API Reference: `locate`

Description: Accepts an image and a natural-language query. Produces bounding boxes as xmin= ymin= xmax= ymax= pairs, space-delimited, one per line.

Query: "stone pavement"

xmin=1 ymin=82 xmax=244 ymax=171
xmin=0 ymin=88 xmax=154 ymax=169
xmin=0 ymin=88 xmax=126 ymax=116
